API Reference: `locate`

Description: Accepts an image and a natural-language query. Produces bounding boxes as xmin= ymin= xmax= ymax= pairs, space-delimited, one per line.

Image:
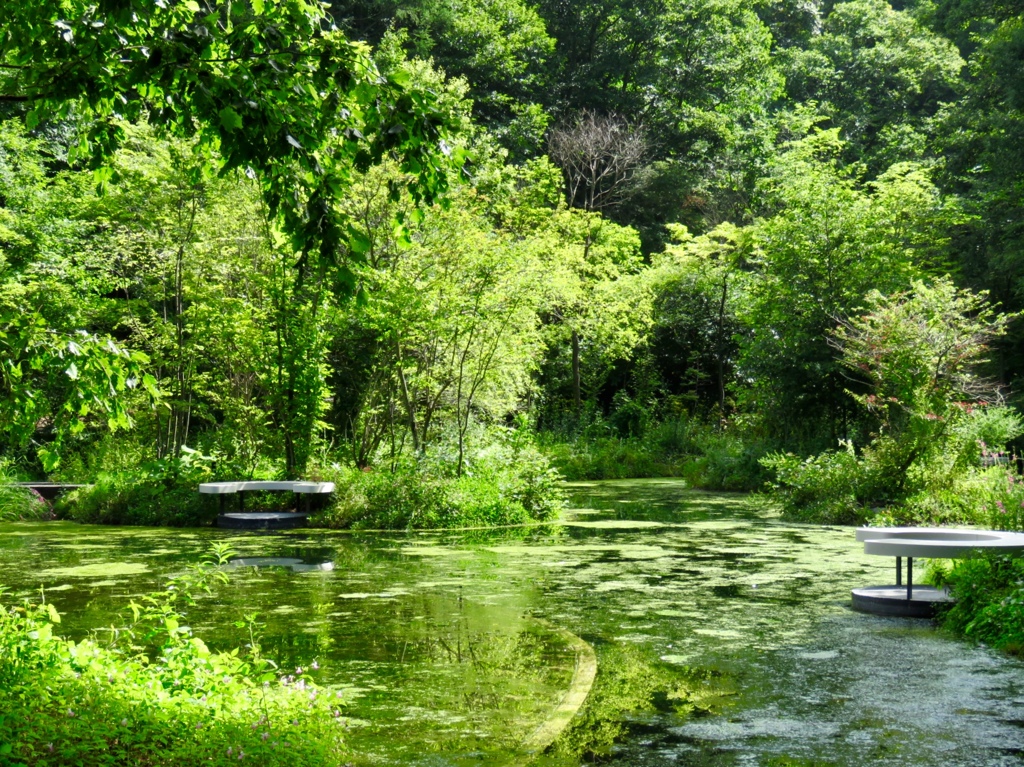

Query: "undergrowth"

xmin=932 ymin=554 xmax=1024 ymax=657
xmin=0 ymin=545 xmax=348 ymax=765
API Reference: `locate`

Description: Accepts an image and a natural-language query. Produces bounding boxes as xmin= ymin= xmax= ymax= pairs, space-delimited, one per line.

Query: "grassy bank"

xmin=932 ymin=554 xmax=1024 ymax=657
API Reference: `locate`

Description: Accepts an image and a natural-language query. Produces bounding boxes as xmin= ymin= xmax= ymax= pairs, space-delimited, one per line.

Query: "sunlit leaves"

xmin=0 ymin=0 xmax=459 ymax=282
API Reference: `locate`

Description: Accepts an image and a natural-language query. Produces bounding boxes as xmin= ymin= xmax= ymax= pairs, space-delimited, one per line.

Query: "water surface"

xmin=1 ymin=479 xmax=1021 ymax=766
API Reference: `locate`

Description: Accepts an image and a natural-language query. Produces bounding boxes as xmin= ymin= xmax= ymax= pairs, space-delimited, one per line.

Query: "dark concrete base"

xmin=217 ymin=512 xmax=310 ymax=530
xmin=851 ymin=585 xmax=951 ymax=618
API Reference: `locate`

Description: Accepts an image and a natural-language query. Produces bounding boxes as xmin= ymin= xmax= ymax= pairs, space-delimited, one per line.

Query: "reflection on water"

xmin=1 ymin=479 xmax=1023 ymax=765
xmin=227 ymin=556 xmax=336 ymax=572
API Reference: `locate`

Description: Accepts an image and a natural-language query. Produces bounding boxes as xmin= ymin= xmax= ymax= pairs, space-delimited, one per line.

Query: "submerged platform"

xmin=217 ymin=512 xmax=310 ymax=530
xmin=851 ymin=585 xmax=952 ymax=618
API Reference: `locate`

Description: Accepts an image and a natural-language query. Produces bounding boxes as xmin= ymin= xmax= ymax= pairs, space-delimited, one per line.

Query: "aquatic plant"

xmin=0 ymin=546 xmax=348 ymax=765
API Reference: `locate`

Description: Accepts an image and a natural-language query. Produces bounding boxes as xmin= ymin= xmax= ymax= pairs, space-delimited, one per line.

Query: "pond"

xmin=1 ymin=479 xmax=1023 ymax=766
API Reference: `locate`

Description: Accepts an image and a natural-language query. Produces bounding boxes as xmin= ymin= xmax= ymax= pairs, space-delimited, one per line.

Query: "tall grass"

xmin=0 ymin=459 xmax=52 ymax=521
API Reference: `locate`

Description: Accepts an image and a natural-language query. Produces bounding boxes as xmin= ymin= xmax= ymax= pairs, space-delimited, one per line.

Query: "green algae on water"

xmin=38 ymin=562 xmax=149 ymax=578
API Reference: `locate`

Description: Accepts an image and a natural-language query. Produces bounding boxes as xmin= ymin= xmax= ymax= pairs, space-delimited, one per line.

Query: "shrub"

xmin=314 ymin=427 xmax=565 ymax=530
xmin=0 ymin=547 xmax=348 ymax=765
xmin=538 ymin=413 xmax=768 ymax=489
xmin=685 ymin=430 xmax=768 ymax=492
xmin=541 ymin=436 xmax=684 ymax=481
xmin=975 ymin=467 xmax=1024 ymax=531
xmin=58 ymin=448 xmax=218 ymax=527
xmin=0 ymin=459 xmax=53 ymax=522
xmin=762 ymin=280 xmax=1022 ymax=526
xmin=760 ymin=446 xmax=870 ymax=524
xmin=938 ymin=554 xmax=1024 ymax=656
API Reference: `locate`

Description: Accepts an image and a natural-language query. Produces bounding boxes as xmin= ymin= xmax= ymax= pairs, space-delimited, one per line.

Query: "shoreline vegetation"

xmin=0 ymin=546 xmax=351 ymax=766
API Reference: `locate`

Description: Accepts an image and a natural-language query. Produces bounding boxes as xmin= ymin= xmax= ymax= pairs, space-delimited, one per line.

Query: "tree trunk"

xmin=572 ymin=330 xmax=582 ymax=412
xmin=715 ymin=276 xmax=728 ymax=414
xmin=394 ymin=335 xmax=420 ymax=453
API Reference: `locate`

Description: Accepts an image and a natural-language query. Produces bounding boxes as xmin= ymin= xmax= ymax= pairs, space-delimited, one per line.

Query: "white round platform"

xmin=857 ymin=527 xmax=1024 ymax=558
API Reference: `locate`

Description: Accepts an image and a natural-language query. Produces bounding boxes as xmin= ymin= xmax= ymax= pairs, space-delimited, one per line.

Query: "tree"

xmin=739 ymin=129 xmax=964 ymax=449
xmin=932 ymin=5 xmax=1024 ymax=395
xmin=537 ymin=0 xmax=782 ymax=244
xmin=784 ymin=0 xmax=964 ymax=171
xmin=834 ymin=278 xmax=1010 ymax=429
xmin=0 ymin=121 xmax=158 ymax=470
xmin=649 ymin=223 xmax=746 ymax=414
xmin=0 ymin=0 xmax=458 ymax=287
xmin=830 ymin=277 xmax=1013 ymax=494
xmin=538 ymin=210 xmax=651 ymax=417
xmin=547 ymin=111 xmax=647 ymax=213
xmin=331 ymin=165 xmax=547 ymax=473
xmin=0 ymin=1 xmax=467 ymax=473
xmin=328 ymin=0 xmax=554 ymax=156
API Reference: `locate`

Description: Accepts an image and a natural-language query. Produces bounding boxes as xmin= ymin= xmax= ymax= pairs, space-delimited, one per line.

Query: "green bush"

xmin=0 ymin=547 xmax=348 ymax=765
xmin=58 ymin=449 xmax=218 ymax=527
xmin=683 ymin=430 xmax=768 ymax=492
xmin=938 ymin=554 xmax=1024 ymax=656
xmin=975 ymin=467 xmax=1024 ymax=531
xmin=761 ymin=409 xmax=1024 ymax=527
xmin=539 ymin=414 xmax=767 ymax=489
xmin=760 ymin=446 xmax=871 ymax=524
xmin=314 ymin=429 xmax=565 ymax=529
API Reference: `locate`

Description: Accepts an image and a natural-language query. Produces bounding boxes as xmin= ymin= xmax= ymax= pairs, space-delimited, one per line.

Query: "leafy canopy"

xmin=0 ymin=0 xmax=460 ymax=286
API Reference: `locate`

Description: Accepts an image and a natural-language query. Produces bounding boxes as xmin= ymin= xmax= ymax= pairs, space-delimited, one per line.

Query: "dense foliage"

xmin=934 ymin=553 xmax=1024 ymax=656
xmin=0 ymin=547 xmax=349 ymax=765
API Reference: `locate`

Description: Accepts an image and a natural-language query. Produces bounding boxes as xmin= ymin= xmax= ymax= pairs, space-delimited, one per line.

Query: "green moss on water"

xmin=38 ymin=562 xmax=149 ymax=578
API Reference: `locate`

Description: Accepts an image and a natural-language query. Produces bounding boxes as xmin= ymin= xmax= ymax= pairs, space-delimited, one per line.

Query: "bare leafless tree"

xmin=547 ymin=111 xmax=648 ymax=212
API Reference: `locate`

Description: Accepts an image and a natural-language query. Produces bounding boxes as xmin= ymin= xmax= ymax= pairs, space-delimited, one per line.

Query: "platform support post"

xmin=907 ymin=556 xmax=913 ymax=600
xmin=896 ymin=556 xmax=902 ymax=586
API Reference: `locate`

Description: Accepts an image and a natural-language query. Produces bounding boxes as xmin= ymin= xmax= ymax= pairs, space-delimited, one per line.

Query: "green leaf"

xmin=218 ymin=106 xmax=243 ymax=132
xmin=47 ymin=603 xmax=61 ymax=624
xmin=251 ymin=0 xmax=265 ymax=13
xmin=65 ymin=362 xmax=79 ymax=380
xmin=349 ymin=230 xmax=371 ymax=254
